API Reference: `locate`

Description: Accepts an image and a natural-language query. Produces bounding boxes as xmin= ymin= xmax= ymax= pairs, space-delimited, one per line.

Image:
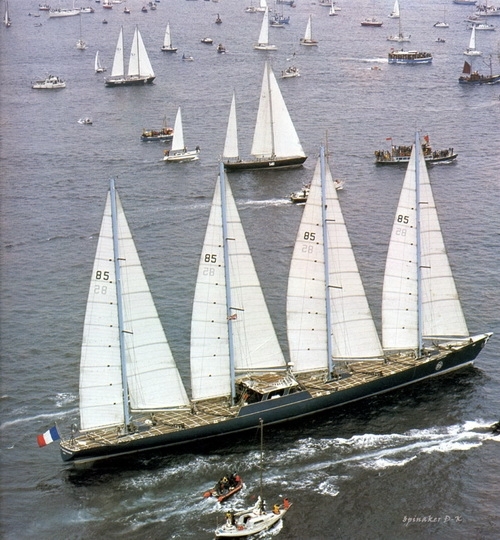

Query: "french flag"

xmin=37 ymin=426 xmax=60 ymax=447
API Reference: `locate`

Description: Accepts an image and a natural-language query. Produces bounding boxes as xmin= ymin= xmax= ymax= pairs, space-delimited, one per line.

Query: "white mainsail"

xmin=223 ymin=92 xmax=240 ymax=160
xmin=170 ymin=107 xmax=185 ymax=153
xmin=110 ymin=27 xmax=124 ymax=78
xmin=190 ymin=164 xmax=287 ymax=401
xmin=382 ymin=136 xmax=469 ymax=352
xmin=287 ymin=150 xmax=383 ymax=373
xmin=163 ymin=23 xmax=172 ymax=48
xmin=304 ymin=15 xmax=312 ymax=41
xmin=80 ymin=181 xmax=189 ymax=431
xmin=251 ymin=62 xmax=305 ymax=159
xmin=255 ymin=7 xmax=271 ymax=47
xmin=128 ymin=26 xmax=154 ymax=78
xmin=390 ymin=0 xmax=400 ymax=18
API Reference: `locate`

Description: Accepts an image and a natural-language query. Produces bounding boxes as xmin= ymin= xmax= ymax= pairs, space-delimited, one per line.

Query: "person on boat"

xmin=195 ymin=145 xmax=200 ymax=152
xmin=225 ymin=511 xmax=235 ymax=526
xmin=228 ymin=473 xmax=240 ymax=488
xmin=283 ymin=497 xmax=291 ymax=509
xmin=273 ymin=503 xmax=280 ymax=514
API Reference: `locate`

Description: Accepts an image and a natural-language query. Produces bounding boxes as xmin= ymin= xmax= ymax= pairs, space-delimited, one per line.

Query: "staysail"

xmin=382 ymin=135 xmax=469 ymax=352
xmin=80 ymin=180 xmax=188 ymax=432
xmin=110 ymin=27 xmax=124 ymax=78
xmin=287 ymin=149 xmax=383 ymax=373
xmin=223 ymin=92 xmax=240 ymax=161
xmin=251 ymin=62 xmax=306 ymax=160
xmin=190 ymin=163 xmax=287 ymax=401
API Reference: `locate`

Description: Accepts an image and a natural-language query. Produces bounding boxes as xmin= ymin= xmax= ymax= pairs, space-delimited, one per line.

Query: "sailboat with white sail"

xmin=163 ymin=107 xmax=199 ymax=162
xmin=4 ymin=1 xmax=11 ymax=27
xmin=57 ymin=142 xmax=491 ymax=464
xmin=254 ymin=7 xmax=276 ymax=50
xmin=389 ymin=0 xmax=400 ymax=18
xmin=105 ymin=26 xmax=155 ymax=86
xmin=464 ymin=24 xmax=482 ymax=56
xmin=387 ymin=13 xmax=410 ymax=42
xmin=223 ymin=62 xmax=306 ymax=171
xmin=76 ymin=15 xmax=87 ymax=50
xmin=161 ymin=23 xmax=177 ymax=52
xmin=94 ymin=51 xmax=106 ymax=73
xmin=300 ymin=15 xmax=318 ymax=46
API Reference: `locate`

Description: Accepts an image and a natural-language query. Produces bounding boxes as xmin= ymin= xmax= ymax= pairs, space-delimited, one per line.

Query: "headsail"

xmin=80 ymin=180 xmax=188 ymax=432
xmin=170 ymin=107 xmax=185 ymax=153
xmin=222 ymin=92 xmax=240 ymax=161
xmin=382 ymin=135 xmax=469 ymax=352
xmin=128 ymin=26 xmax=154 ymax=78
xmin=191 ymin=163 xmax=287 ymax=401
xmin=110 ymin=27 xmax=124 ymax=78
xmin=287 ymin=149 xmax=383 ymax=374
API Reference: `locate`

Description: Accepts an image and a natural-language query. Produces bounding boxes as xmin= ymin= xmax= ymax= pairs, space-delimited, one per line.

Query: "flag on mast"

xmin=37 ymin=426 xmax=60 ymax=447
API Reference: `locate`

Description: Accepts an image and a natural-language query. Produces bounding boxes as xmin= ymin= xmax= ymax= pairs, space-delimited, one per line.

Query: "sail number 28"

xmin=203 ymin=253 xmax=217 ymax=276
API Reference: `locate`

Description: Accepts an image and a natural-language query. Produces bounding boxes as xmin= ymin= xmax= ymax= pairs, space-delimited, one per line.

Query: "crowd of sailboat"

xmin=57 ymin=127 xmax=491 ymax=464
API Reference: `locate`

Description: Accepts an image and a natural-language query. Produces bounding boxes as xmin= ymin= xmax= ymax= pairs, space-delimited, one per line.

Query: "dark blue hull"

xmin=60 ymin=335 xmax=489 ymax=464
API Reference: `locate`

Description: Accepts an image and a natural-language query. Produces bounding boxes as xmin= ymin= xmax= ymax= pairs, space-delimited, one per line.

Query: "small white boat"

xmin=163 ymin=107 xmax=200 ymax=163
xmin=464 ymin=25 xmax=482 ymax=56
xmin=32 ymin=75 xmax=66 ymax=89
xmin=201 ymin=37 xmax=213 ymax=44
xmin=94 ymin=51 xmax=106 ymax=73
xmin=469 ymin=22 xmax=495 ymax=30
xmin=214 ymin=421 xmax=292 ymax=539
xmin=182 ymin=53 xmax=194 ymax=61
xmin=254 ymin=7 xmax=277 ymax=50
xmin=161 ymin=23 xmax=177 ymax=52
xmin=300 ymin=15 xmax=318 ymax=46
xmin=78 ymin=117 xmax=93 ymax=125
xmin=281 ymin=65 xmax=300 ymax=78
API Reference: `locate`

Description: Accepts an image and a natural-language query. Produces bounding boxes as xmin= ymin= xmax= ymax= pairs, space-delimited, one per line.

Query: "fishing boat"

xmin=163 ymin=107 xmax=199 ymax=162
xmin=49 ymin=2 xmax=81 ymax=17
xmin=161 ymin=23 xmax=177 ymax=52
xmin=4 ymin=1 xmax=11 ymax=27
xmin=105 ymin=26 xmax=155 ymax=86
xmin=464 ymin=25 xmax=482 ymax=56
xmin=388 ymin=49 xmax=432 ymax=64
xmin=300 ymin=15 xmax=318 ymax=46
xmin=361 ymin=17 xmax=383 ymax=27
xmin=254 ymin=7 xmax=276 ymax=50
xmin=57 ymin=138 xmax=491 ymax=464
xmin=204 ymin=473 xmax=243 ymax=503
xmin=374 ymin=135 xmax=457 ymax=164
xmin=459 ymin=57 xmax=500 ymax=84
xmin=94 ymin=51 xmax=106 ymax=73
xmin=141 ymin=116 xmax=173 ymax=141
xmin=214 ymin=420 xmax=292 ymax=538
xmin=222 ymin=65 xmax=307 ymax=171
xmin=388 ymin=0 xmax=399 ymax=18
xmin=31 ymin=75 xmax=66 ymax=89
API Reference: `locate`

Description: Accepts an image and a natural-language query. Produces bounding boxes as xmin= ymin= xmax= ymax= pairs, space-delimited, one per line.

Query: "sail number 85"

xmin=397 ymin=215 xmax=409 ymax=224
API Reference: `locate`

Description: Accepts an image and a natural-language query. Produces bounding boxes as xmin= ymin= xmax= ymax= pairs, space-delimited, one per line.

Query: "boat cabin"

xmin=236 ymin=373 xmax=302 ymax=405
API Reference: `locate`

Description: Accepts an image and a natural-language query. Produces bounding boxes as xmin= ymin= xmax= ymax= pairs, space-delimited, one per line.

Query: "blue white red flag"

xmin=37 ymin=426 xmax=60 ymax=447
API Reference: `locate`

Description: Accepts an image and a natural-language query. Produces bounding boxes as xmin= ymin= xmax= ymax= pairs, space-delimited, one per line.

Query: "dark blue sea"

xmin=1 ymin=0 xmax=499 ymax=538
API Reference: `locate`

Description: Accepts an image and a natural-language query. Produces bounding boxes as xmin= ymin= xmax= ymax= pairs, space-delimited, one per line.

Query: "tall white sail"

xmin=251 ymin=63 xmax=305 ymax=159
xmin=110 ymin=27 xmax=124 ymax=78
xmin=163 ymin=23 xmax=172 ymax=48
xmin=128 ymin=27 xmax=154 ymax=78
xmin=191 ymin=166 xmax=287 ymax=401
xmin=304 ymin=15 xmax=312 ymax=41
xmin=382 ymin=138 xmax=469 ymax=351
xmin=223 ymin=92 xmax=240 ymax=160
xmin=287 ymin=152 xmax=383 ymax=373
xmin=170 ymin=107 xmax=185 ymax=153
xmin=80 ymin=183 xmax=189 ymax=431
xmin=257 ymin=7 xmax=270 ymax=45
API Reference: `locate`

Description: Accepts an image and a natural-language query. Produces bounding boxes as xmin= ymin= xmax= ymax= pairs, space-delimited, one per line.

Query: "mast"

xmin=109 ymin=179 xmax=131 ymax=430
xmin=319 ymin=147 xmax=335 ymax=377
xmin=415 ymin=132 xmax=423 ymax=356
xmin=219 ymin=161 xmax=237 ymax=404
xmin=267 ymin=63 xmax=276 ymax=158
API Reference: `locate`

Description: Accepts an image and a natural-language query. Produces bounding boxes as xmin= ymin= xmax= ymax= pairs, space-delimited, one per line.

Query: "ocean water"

xmin=1 ymin=0 xmax=499 ymax=538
